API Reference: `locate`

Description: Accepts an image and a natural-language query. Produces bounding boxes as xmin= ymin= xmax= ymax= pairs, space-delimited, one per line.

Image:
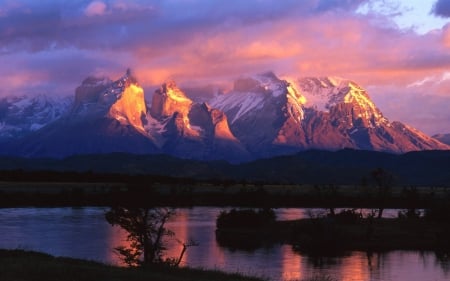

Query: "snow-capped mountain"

xmin=210 ymin=72 xmax=307 ymax=157
xmin=2 ymin=71 xmax=160 ymax=158
xmin=0 ymin=70 xmax=448 ymax=162
xmin=296 ymin=77 xmax=448 ymax=152
xmin=0 ymin=94 xmax=72 ymax=141
xmin=211 ymin=73 xmax=449 ymax=157
xmin=1 ymin=71 xmax=249 ymax=162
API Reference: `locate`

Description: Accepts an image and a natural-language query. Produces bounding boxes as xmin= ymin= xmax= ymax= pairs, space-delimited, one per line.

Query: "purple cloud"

xmin=432 ymin=0 xmax=450 ymax=17
xmin=0 ymin=0 xmax=367 ymax=54
xmin=315 ymin=0 xmax=366 ymax=13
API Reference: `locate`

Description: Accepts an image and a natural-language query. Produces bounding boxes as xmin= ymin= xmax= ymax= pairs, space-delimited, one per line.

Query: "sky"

xmin=0 ymin=0 xmax=450 ymax=135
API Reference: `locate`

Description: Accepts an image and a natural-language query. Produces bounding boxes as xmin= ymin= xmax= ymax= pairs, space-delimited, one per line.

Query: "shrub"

xmin=331 ymin=209 xmax=362 ymax=223
xmin=424 ymin=204 xmax=450 ymax=222
xmin=216 ymin=208 xmax=276 ymax=229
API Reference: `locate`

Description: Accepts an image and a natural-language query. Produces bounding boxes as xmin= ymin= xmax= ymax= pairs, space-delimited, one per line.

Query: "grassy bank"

xmin=0 ymin=249 xmax=263 ymax=281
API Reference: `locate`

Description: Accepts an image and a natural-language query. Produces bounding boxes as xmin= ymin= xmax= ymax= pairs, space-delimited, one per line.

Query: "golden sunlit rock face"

xmin=211 ymin=109 xmax=239 ymax=141
xmin=150 ymin=81 xmax=193 ymax=119
xmin=108 ymin=83 xmax=146 ymax=132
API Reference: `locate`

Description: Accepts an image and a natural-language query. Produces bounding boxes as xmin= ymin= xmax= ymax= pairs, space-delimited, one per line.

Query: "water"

xmin=0 ymin=207 xmax=449 ymax=281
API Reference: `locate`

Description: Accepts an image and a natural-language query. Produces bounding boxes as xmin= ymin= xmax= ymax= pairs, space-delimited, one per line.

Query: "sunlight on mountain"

xmin=108 ymin=83 xmax=146 ymax=132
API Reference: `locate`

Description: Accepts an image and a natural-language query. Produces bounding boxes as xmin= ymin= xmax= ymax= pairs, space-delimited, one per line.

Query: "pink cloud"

xmin=84 ymin=1 xmax=107 ymax=17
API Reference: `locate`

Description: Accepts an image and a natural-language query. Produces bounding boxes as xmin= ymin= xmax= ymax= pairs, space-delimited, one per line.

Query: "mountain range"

xmin=0 ymin=69 xmax=448 ymax=162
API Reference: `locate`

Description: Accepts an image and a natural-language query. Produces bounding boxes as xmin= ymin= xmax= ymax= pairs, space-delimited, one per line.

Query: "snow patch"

xmin=211 ymin=92 xmax=266 ymax=124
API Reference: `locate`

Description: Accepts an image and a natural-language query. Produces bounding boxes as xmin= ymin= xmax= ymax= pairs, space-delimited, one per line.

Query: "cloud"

xmin=432 ymin=0 xmax=450 ymax=17
xmin=84 ymin=1 xmax=107 ymax=17
xmin=372 ymin=84 xmax=450 ymax=135
xmin=315 ymin=0 xmax=366 ymax=13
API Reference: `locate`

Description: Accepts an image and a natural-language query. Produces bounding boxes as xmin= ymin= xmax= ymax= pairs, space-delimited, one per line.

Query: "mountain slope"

xmin=0 ymin=94 xmax=72 ymax=141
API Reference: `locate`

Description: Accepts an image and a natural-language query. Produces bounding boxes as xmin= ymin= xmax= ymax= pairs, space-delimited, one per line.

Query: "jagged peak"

xmin=150 ymin=80 xmax=193 ymax=120
xmin=80 ymin=76 xmax=112 ymax=87
xmin=296 ymin=76 xmax=376 ymax=112
xmin=254 ymin=71 xmax=280 ymax=82
xmin=232 ymin=71 xmax=292 ymax=98
xmin=121 ymin=68 xmax=138 ymax=85
xmin=156 ymin=80 xmax=192 ymax=102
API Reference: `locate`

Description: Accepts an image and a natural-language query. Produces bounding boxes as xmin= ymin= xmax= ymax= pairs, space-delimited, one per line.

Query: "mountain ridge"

xmin=0 ymin=70 xmax=448 ymax=162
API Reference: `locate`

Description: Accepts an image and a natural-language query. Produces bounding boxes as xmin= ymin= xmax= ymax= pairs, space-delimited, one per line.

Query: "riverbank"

xmin=0 ymin=249 xmax=263 ymax=281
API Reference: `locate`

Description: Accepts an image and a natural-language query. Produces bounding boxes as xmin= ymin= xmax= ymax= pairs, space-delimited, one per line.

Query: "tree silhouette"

xmin=371 ymin=168 xmax=394 ymax=219
xmin=105 ymin=206 xmax=175 ymax=266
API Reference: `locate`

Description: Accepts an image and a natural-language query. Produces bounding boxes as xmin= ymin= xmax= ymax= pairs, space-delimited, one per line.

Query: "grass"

xmin=0 ymin=249 xmax=264 ymax=281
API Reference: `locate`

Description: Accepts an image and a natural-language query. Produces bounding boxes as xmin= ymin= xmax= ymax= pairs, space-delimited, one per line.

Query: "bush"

xmin=216 ymin=208 xmax=276 ymax=229
xmin=331 ymin=209 xmax=362 ymax=223
xmin=424 ymin=204 xmax=450 ymax=222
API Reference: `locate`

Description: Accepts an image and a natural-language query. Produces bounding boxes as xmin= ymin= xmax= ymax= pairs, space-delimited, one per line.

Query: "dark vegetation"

xmin=217 ymin=208 xmax=276 ymax=229
xmin=215 ymin=209 xmax=278 ymax=251
xmin=215 ymin=205 xmax=450 ymax=256
xmin=0 ymin=249 xmax=263 ymax=281
xmin=1 ymin=149 xmax=450 ymax=207
xmin=1 ymin=167 xmax=449 ymax=207
xmin=0 ymin=149 xmax=450 ymax=185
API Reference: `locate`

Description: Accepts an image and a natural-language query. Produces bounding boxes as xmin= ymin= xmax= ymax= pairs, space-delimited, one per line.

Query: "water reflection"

xmin=0 ymin=207 xmax=449 ymax=281
xmin=282 ymin=244 xmax=302 ymax=281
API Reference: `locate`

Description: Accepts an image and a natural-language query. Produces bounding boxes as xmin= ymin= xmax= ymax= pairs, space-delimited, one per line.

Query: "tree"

xmin=371 ymin=168 xmax=394 ymax=219
xmin=105 ymin=206 xmax=175 ymax=266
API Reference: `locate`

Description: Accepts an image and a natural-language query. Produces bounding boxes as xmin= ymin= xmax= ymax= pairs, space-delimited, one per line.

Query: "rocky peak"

xmin=107 ymin=72 xmax=147 ymax=132
xmin=150 ymin=80 xmax=193 ymax=119
xmin=188 ymin=102 xmax=238 ymax=141
xmin=297 ymin=77 xmax=386 ymax=128
xmin=72 ymin=76 xmax=112 ymax=113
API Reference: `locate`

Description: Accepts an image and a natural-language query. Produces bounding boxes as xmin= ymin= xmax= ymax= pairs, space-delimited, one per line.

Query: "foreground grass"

xmin=0 ymin=249 xmax=264 ymax=281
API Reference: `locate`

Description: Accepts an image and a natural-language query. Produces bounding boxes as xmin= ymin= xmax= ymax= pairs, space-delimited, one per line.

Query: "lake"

xmin=0 ymin=207 xmax=449 ymax=281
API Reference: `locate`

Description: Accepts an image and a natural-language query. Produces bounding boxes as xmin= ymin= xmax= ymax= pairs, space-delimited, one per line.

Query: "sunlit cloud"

xmin=84 ymin=1 xmax=107 ymax=17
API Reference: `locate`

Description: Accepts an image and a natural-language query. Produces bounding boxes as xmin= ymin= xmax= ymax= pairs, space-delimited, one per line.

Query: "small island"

xmin=216 ymin=207 xmax=450 ymax=255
